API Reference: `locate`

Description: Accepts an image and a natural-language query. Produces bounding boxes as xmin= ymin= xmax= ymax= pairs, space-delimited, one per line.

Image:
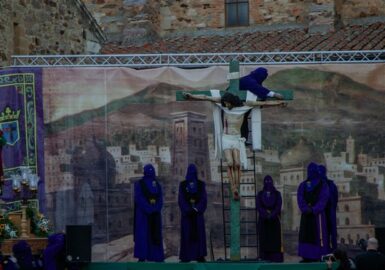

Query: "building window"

xmin=345 ymin=217 xmax=350 ymax=225
xmin=225 ymin=0 xmax=249 ymax=27
xmin=344 ymin=205 xmax=349 ymax=212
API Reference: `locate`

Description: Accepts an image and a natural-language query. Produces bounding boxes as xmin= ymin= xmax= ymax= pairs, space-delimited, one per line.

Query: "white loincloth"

xmin=221 ymin=134 xmax=247 ymax=168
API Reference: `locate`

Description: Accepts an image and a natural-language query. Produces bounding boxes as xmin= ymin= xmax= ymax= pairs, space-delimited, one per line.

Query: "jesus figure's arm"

xmin=183 ymin=92 xmax=221 ymax=103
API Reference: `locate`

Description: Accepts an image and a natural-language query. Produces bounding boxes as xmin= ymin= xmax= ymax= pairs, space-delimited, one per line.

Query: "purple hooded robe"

xmin=178 ymin=164 xmax=207 ymax=262
xmin=134 ymin=164 xmax=164 ymax=262
xmin=43 ymin=233 xmax=66 ymax=270
xmin=297 ymin=162 xmax=330 ymax=261
xmin=12 ymin=240 xmax=33 ymax=270
xmin=256 ymin=175 xmax=283 ymax=262
xmin=239 ymin=67 xmax=272 ymax=100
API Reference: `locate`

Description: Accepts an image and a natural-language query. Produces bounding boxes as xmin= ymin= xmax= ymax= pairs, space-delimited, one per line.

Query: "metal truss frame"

xmin=12 ymin=50 xmax=385 ymax=67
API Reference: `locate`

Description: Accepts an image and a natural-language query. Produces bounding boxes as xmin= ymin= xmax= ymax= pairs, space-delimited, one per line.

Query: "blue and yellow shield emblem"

xmin=0 ymin=121 xmax=20 ymax=146
xmin=0 ymin=106 xmax=21 ymax=146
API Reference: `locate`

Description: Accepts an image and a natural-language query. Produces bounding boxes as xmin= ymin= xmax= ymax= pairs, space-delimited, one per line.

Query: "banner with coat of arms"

xmin=0 ymin=68 xmax=45 ymax=212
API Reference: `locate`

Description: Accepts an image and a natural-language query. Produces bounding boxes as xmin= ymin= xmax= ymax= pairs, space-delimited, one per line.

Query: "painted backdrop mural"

xmin=42 ymin=64 xmax=385 ymax=261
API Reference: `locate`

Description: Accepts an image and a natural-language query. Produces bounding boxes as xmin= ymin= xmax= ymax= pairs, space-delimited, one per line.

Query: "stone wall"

xmin=0 ymin=0 xmax=13 ymax=66
xmin=157 ymin=0 xmax=306 ymax=30
xmin=83 ymin=0 xmax=160 ymax=45
xmin=250 ymin=0 xmax=309 ymax=25
xmin=83 ymin=0 xmax=313 ymax=38
xmin=3 ymin=0 xmax=385 ymax=63
xmin=337 ymin=0 xmax=385 ymax=24
xmin=83 ymin=0 xmax=385 ymax=44
xmin=159 ymin=0 xmax=223 ymax=32
xmin=308 ymin=0 xmax=335 ymax=33
xmin=0 ymin=0 xmax=103 ymax=67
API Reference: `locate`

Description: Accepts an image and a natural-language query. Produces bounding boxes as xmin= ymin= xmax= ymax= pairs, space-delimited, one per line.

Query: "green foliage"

xmin=0 ymin=213 xmax=19 ymax=242
xmin=27 ymin=207 xmax=52 ymax=237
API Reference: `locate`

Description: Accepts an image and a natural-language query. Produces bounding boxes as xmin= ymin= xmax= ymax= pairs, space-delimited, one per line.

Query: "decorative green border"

xmin=0 ymin=199 xmax=39 ymax=213
xmin=0 ymin=73 xmax=38 ymax=178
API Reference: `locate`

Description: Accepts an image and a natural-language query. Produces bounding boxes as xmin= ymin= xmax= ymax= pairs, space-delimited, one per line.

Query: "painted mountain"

xmin=45 ymin=67 xmax=385 ymax=155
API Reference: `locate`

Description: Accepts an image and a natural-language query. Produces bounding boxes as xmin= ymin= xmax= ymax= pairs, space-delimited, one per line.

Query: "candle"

xmin=19 ymin=166 xmax=31 ymax=185
xmin=11 ymin=174 xmax=21 ymax=192
xmin=29 ymin=174 xmax=39 ymax=191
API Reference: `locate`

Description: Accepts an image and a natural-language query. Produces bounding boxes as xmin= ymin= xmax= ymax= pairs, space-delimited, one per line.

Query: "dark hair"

xmin=221 ymin=92 xmax=243 ymax=108
xmin=333 ymin=248 xmax=351 ymax=270
xmin=358 ymin=238 xmax=367 ymax=251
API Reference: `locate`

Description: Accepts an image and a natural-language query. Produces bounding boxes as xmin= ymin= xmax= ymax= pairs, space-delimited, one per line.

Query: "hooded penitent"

xmin=239 ymin=67 xmax=271 ymax=100
xmin=297 ymin=162 xmax=330 ymax=261
xmin=133 ymin=164 xmax=164 ymax=262
xmin=178 ymin=164 xmax=207 ymax=262
xmin=12 ymin=240 xmax=33 ymax=270
xmin=43 ymin=233 xmax=66 ymax=270
xmin=256 ymin=175 xmax=283 ymax=262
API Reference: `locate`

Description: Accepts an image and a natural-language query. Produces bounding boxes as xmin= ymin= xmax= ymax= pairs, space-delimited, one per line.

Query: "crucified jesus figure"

xmin=184 ymin=91 xmax=286 ymax=200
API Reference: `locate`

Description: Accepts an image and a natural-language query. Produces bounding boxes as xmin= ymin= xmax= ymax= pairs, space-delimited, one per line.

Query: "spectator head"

xmin=367 ymin=237 xmax=378 ymax=251
xmin=332 ymin=248 xmax=351 ymax=270
xmin=12 ymin=240 xmax=33 ymax=269
xmin=358 ymin=238 xmax=367 ymax=251
xmin=333 ymin=248 xmax=349 ymax=261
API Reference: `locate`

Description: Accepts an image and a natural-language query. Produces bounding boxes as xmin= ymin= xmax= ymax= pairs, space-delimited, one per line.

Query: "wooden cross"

xmin=176 ymin=61 xmax=293 ymax=102
xmin=176 ymin=61 xmax=292 ymax=261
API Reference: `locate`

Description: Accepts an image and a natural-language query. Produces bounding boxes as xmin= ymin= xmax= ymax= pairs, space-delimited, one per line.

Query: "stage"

xmin=84 ymin=262 xmax=331 ymax=270
xmin=1 ymin=58 xmax=384 ymax=269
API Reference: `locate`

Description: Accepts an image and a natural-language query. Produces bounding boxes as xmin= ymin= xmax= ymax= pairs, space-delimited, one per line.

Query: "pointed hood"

xmin=142 ymin=164 xmax=158 ymax=193
xmin=263 ymin=175 xmax=276 ymax=192
xmin=250 ymin=67 xmax=268 ymax=85
xmin=185 ymin=163 xmax=198 ymax=193
xmin=305 ymin=162 xmax=320 ymax=191
xmin=261 ymin=175 xmax=278 ymax=208
xmin=318 ymin=165 xmax=328 ymax=182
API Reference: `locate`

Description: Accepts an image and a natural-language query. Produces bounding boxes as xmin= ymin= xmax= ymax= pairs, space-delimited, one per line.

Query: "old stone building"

xmin=80 ymin=0 xmax=385 ymax=53
xmin=3 ymin=0 xmax=385 ymax=63
xmin=84 ymin=0 xmax=385 ymax=40
xmin=171 ymin=111 xmax=211 ymax=181
xmin=0 ymin=0 xmax=106 ymax=67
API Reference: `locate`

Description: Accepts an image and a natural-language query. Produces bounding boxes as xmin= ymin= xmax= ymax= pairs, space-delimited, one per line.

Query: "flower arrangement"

xmin=0 ymin=213 xmax=19 ymax=242
xmin=27 ymin=207 xmax=52 ymax=237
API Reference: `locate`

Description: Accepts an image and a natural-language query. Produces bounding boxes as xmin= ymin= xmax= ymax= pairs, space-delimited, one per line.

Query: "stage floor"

xmin=84 ymin=262 xmax=332 ymax=270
